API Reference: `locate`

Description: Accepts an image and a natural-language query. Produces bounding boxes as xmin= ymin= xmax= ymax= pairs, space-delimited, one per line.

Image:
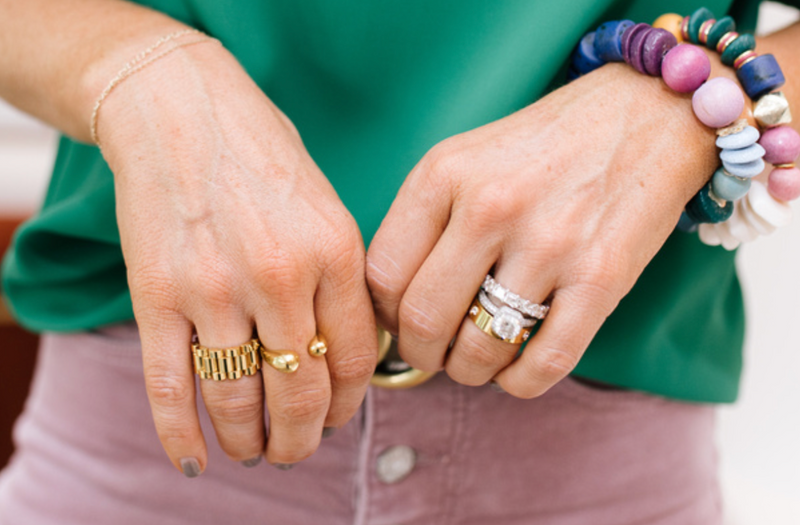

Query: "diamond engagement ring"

xmin=468 ymin=296 xmax=532 ymax=344
xmin=481 ymin=275 xmax=550 ymax=320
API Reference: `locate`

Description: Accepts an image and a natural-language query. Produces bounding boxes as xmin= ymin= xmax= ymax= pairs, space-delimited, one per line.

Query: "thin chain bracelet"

xmin=89 ymin=28 xmax=220 ymax=146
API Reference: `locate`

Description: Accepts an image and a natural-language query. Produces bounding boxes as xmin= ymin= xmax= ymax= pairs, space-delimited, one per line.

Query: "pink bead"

xmin=692 ymin=77 xmax=745 ymax=128
xmin=760 ymin=126 xmax=800 ymax=165
xmin=661 ymin=44 xmax=710 ymax=93
xmin=768 ymin=167 xmax=800 ymax=201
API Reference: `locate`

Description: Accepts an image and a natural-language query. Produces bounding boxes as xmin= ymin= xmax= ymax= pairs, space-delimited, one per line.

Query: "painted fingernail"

xmin=489 ymin=381 xmax=505 ymax=394
xmin=322 ymin=427 xmax=337 ymax=439
xmin=241 ymin=456 xmax=262 ymax=468
xmin=273 ymin=463 xmax=295 ymax=471
xmin=180 ymin=457 xmax=201 ymax=478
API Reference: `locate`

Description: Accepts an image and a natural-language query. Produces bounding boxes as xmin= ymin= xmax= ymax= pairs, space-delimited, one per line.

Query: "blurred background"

xmin=0 ymin=2 xmax=798 ymax=522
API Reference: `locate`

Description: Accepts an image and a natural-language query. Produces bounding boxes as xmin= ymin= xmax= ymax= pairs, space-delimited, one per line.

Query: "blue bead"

xmin=716 ymin=126 xmax=759 ymax=149
xmin=685 ymin=184 xmax=735 ymax=224
xmin=712 ymin=168 xmax=752 ymax=201
xmin=594 ymin=20 xmax=635 ymax=62
xmin=736 ymin=54 xmax=786 ymax=99
xmin=720 ymin=143 xmax=765 ymax=164
xmin=571 ymin=32 xmax=605 ymax=76
xmin=676 ymin=211 xmax=699 ymax=233
xmin=722 ymin=158 xmax=766 ymax=178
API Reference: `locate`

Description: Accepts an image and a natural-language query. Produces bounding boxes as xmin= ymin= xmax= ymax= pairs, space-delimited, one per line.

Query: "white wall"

xmin=0 ymin=4 xmax=799 ymax=522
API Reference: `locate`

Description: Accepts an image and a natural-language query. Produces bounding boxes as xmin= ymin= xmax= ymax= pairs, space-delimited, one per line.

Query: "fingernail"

xmin=273 ymin=463 xmax=295 ymax=471
xmin=489 ymin=381 xmax=505 ymax=394
xmin=322 ymin=427 xmax=337 ymax=439
xmin=241 ymin=456 xmax=262 ymax=468
xmin=180 ymin=457 xmax=201 ymax=478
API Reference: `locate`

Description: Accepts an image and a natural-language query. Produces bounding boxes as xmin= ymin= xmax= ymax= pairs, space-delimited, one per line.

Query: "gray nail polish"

xmin=322 ymin=427 xmax=337 ymax=439
xmin=180 ymin=457 xmax=201 ymax=478
xmin=489 ymin=381 xmax=506 ymax=394
xmin=273 ymin=463 xmax=295 ymax=471
xmin=241 ymin=456 xmax=262 ymax=468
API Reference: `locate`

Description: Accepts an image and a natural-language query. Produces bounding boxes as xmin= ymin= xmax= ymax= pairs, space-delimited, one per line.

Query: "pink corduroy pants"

xmin=0 ymin=324 xmax=722 ymax=524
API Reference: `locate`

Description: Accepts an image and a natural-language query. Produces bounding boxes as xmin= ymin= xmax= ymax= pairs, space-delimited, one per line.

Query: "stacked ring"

xmin=192 ymin=338 xmax=262 ymax=380
xmin=469 ymin=297 xmax=533 ymax=344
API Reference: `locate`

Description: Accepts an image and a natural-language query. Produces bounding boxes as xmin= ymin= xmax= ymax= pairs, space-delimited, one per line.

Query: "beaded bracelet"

xmin=568 ymin=9 xmax=799 ymax=250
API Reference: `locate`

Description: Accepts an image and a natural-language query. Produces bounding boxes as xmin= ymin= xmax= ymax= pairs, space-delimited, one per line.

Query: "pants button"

xmin=376 ymin=445 xmax=417 ymax=484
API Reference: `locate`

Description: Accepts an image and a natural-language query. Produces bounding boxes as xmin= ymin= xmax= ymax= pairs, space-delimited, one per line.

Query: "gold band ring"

xmin=468 ymin=297 xmax=532 ymax=344
xmin=260 ymin=347 xmax=301 ymax=373
xmin=192 ymin=338 xmax=262 ymax=380
xmin=308 ymin=334 xmax=328 ymax=357
xmin=370 ymin=327 xmax=437 ymax=389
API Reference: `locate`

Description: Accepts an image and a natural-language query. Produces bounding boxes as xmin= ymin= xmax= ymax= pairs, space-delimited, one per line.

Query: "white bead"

xmin=727 ymin=202 xmax=760 ymax=243
xmin=716 ymin=221 xmax=741 ymax=251
xmin=747 ymin=180 xmax=793 ymax=228
xmin=740 ymin=192 xmax=778 ymax=235
xmin=698 ymin=223 xmax=722 ymax=246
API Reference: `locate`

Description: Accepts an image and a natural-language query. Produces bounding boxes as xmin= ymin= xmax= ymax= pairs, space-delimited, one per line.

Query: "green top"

xmin=2 ymin=0 xmax=780 ymax=402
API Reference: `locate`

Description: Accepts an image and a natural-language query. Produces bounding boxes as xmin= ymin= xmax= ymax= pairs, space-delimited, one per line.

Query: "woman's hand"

xmin=99 ymin=42 xmax=377 ymax=474
xmin=367 ymin=63 xmax=721 ymax=398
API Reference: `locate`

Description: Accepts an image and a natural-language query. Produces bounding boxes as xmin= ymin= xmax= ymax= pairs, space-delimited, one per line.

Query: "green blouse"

xmin=3 ymin=0 xmax=784 ymax=402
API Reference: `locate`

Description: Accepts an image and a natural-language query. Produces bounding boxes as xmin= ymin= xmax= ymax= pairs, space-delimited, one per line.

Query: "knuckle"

xmin=452 ymin=340 xmax=504 ymax=378
xmin=398 ymin=299 xmax=448 ymax=344
xmin=273 ymin=388 xmax=330 ymax=423
xmin=252 ymin=253 xmax=306 ymax=299
xmin=206 ymin=394 xmax=263 ymax=426
xmin=330 ymin=352 xmax=377 ymax=387
xmin=531 ymin=346 xmax=579 ymax=383
xmin=190 ymin=266 xmax=236 ymax=307
xmin=365 ymin=254 xmax=404 ymax=302
xmin=147 ymin=373 xmax=194 ymax=410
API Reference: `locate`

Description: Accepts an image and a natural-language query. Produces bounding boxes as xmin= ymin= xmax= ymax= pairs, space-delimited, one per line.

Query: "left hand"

xmin=366 ymin=62 xmax=723 ymax=398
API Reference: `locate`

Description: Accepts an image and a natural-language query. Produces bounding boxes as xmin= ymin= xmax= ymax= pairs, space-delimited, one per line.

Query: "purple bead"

xmin=768 ymin=167 xmax=800 ymax=201
xmin=642 ymin=28 xmax=678 ymax=76
xmin=627 ymin=26 xmax=652 ymax=74
xmin=692 ymin=77 xmax=745 ymax=128
xmin=661 ymin=44 xmax=711 ymax=93
xmin=759 ymin=126 xmax=800 ymax=165
xmin=621 ymin=23 xmax=650 ymax=63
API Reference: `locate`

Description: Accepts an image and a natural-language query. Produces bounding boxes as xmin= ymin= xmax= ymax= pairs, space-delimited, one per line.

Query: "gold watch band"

xmin=192 ymin=338 xmax=262 ymax=380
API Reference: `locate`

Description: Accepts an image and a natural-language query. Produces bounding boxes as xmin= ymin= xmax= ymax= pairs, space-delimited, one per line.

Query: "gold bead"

xmin=308 ymin=334 xmax=328 ymax=357
xmin=653 ymin=13 xmax=685 ymax=42
xmin=754 ymin=92 xmax=793 ymax=128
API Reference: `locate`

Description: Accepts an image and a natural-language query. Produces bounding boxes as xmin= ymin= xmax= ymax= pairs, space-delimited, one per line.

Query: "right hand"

xmin=97 ymin=39 xmax=378 ymax=474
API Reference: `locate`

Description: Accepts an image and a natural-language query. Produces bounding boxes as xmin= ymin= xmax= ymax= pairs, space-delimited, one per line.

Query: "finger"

xmin=195 ymin=311 xmax=265 ymax=465
xmin=396 ymin=223 xmax=498 ymax=372
xmin=444 ymin=253 xmax=555 ymax=387
xmin=493 ymin=284 xmax=615 ymax=398
xmin=315 ymin=250 xmax=378 ymax=429
xmin=366 ymin=147 xmax=455 ymax=335
xmin=256 ymin=286 xmax=331 ymax=467
xmin=138 ymin=310 xmax=207 ymax=478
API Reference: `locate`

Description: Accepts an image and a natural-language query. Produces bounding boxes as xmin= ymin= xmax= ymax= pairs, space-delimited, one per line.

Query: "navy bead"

xmin=706 ymin=16 xmax=735 ymax=49
xmin=688 ymin=7 xmax=714 ymax=44
xmin=686 ymin=184 xmax=735 ymax=224
xmin=594 ymin=20 xmax=635 ymax=62
xmin=720 ymin=33 xmax=756 ymax=66
xmin=571 ymin=32 xmax=605 ymax=76
xmin=677 ymin=211 xmax=699 ymax=233
xmin=736 ymin=54 xmax=785 ymax=99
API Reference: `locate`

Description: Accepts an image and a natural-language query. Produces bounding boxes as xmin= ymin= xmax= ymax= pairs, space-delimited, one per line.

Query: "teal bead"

xmin=721 ymin=33 xmax=756 ymax=66
xmin=706 ymin=16 xmax=735 ymax=49
xmin=686 ymin=184 xmax=734 ymax=224
xmin=688 ymin=7 xmax=714 ymax=44
xmin=712 ymin=168 xmax=751 ymax=201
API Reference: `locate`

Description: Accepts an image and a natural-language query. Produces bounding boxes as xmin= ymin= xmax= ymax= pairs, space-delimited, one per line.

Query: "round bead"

xmin=706 ymin=16 xmax=736 ymax=50
xmin=653 ymin=13 xmax=684 ymax=42
xmin=722 ymin=158 xmax=766 ymax=178
xmin=719 ymin=143 xmax=765 ymax=165
xmin=712 ymin=168 xmax=752 ymax=201
xmin=736 ymin=54 xmax=786 ymax=99
xmin=692 ymin=77 xmax=745 ymax=128
xmin=627 ymin=25 xmax=652 ymax=74
xmin=716 ymin=125 xmax=760 ymax=149
xmin=720 ymin=33 xmax=756 ymax=66
xmin=687 ymin=7 xmax=714 ymax=44
xmin=768 ymin=166 xmax=800 ymax=201
xmin=571 ymin=32 xmax=605 ymax=76
xmin=642 ymin=28 xmax=677 ymax=75
xmin=621 ymin=23 xmax=650 ymax=65
xmin=594 ymin=20 xmax=635 ymax=62
xmin=759 ymin=126 xmax=800 ymax=164
xmin=686 ymin=184 xmax=735 ymax=223
xmin=662 ymin=44 xmax=711 ymax=93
